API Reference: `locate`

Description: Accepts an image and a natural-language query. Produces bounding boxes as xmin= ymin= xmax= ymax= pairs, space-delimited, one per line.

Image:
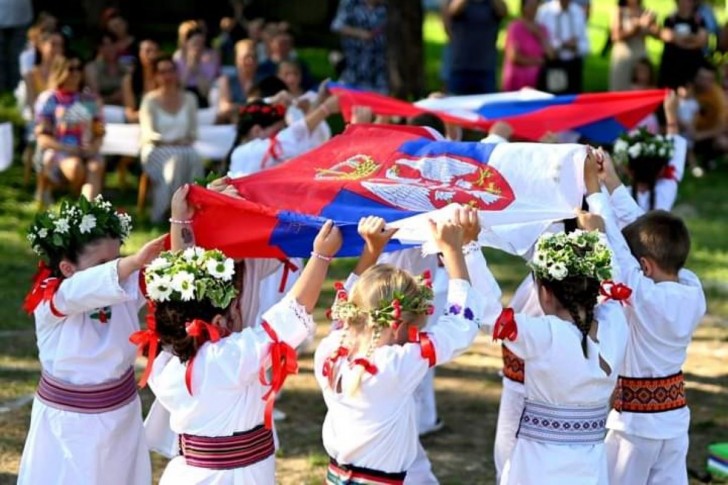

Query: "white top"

xmin=315 ymin=279 xmax=485 ymax=473
xmin=629 ymin=134 xmax=687 ymax=212
xmin=228 ymin=118 xmax=312 ymax=178
xmin=596 ymin=187 xmax=706 ymax=440
xmin=34 ymin=260 xmax=145 ymax=385
xmin=148 ymin=296 xmax=315 ymax=436
xmin=537 ymin=0 xmax=590 ymax=60
xmin=139 ymin=92 xmax=199 ymax=156
xmin=19 ymin=46 xmax=36 ymax=76
xmin=0 ymin=0 xmax=32 ymax=27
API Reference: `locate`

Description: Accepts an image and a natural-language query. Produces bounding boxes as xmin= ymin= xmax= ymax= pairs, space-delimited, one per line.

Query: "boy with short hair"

xmin=596 ymin=152 xmax=707 ymax=485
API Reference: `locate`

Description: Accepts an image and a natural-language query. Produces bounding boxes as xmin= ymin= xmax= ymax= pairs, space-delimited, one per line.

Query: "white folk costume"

xmin=18 ymin=261 xmax=151 ymax=485
xmin=628 ymin=134 xmax=687 ymax=212
xmin=148 ymin=295 xmax=315 ymax=485
xmin=493 ymin=274 xmax=541 ymax=481
xmin=228 ymin=117 xmax=328 ymax=178
xmin=315 ymin=277 xmax=486 ymax=484
xmin=470 ymin=230 xmax=630 ymax=485
xmin=597 ymin=186 xmax=706 ymax=485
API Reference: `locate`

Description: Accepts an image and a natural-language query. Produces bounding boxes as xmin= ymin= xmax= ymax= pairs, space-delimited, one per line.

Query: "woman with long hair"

xmin=122 ymin=39 xmax=160 ymax=123
xmin=34 ymin=53 xmax=106 ymax=205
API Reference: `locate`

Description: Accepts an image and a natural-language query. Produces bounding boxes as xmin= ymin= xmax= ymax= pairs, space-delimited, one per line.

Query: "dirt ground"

xmin=1 ymin=317 xmax=727 ymax=485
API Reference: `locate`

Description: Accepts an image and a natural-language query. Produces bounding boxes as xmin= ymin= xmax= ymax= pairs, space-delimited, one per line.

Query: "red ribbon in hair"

xmin=277 ymin=258 xmax=299 ymax=294
xmin=600 ymin=280 xmax=632 ymax=305
xmin=322 ymin=346 xmax=349 ymax=378
xmin=406 ymin=327 xmax=437 ymax=367
xmin=129 ymin=301 xmax=159 ymax=388
xmin=23 ymin=261 xmax=65 ymax=317
xmin=184 ymin=319 xmax=226 ymax=395
xmin=351 ymin=358 xmax=378 ymax=376
xmin=259 ymin=321 xmax=299 ymax=430
xmin=493 ymin=308 xmax=518 ymax=342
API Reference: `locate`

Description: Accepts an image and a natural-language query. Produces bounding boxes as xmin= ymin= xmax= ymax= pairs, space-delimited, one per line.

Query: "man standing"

xmin=445 ymin=0 xmax=508 ymax=95
xmin=0 ymin=0 xmax=32 ymax=92
xmin=537 ymin=0 xmax=589 ymax=94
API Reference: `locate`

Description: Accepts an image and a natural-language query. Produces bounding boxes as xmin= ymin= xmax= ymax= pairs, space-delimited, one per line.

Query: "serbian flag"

xmin=330 ymin=83 xmax=666 ymax=144
xmin=188 ymin=124 xmax=587 ymax=259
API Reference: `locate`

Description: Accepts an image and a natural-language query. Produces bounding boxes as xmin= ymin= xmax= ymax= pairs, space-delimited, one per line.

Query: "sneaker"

xmin=691 ymin=166 xmax=705 ymax=178
xmin=419 ymin=417 xmax=445 ymax=437
xmin=273 ymin=409 xmax=287 ymax=422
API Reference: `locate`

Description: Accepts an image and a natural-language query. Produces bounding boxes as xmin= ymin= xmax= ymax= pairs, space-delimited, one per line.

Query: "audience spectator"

xmin=502 ymin=0 xmax=552 ymax=92
xmin=85 ymin=31 xmax=127 ymax=106
xmin=100 ymin=8 xmax=136 ymax=68
xmin=217 ymin=39 xmax=263 ymax=121
xmin=174 ymin=24 xmax=220 ymax=108
xmin=139 ymin=55 xmax=203 ymax=223
xmin=537 ymin=0 xmax=590 ymax=94
xmin=278 ymin=59 xmax=309 ymax=98
xmin=657 ymin=0 xmax=707 ymax=89
xmin=445 ymin=0 xmax=507 ymax=94
xmin=688 ymin=61 xmax=728 ymax=165
xmin=18 ymin=12 xmax=57 ymax=78
xmin=122 ymin=39 xmax=159 ymax=123
xmin=0 ymin=0 xmax=33 ymax=92
xmin=696 ymin=0 xmax=719 ymax=52
xmin=609 ymin=0 xmax=655 ymax=91
xmin=331 ymin=0 xmax=388 ymax=94
xmin=23 ymin=31 xmax=64 ymax=112
xmin=630 ymin=57 xmax=660 ymax=133
xmin=34 ymin=53 xmax=105 ymax=204
xmin=258 ymin=31 xmax=314 ymax=90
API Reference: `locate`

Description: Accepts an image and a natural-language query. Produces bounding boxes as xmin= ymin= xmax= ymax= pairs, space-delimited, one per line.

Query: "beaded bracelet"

xmin=310 ymin=251 xmax=333 ymax=262
xmin=169 ymin=218 xmax=193 ymax=225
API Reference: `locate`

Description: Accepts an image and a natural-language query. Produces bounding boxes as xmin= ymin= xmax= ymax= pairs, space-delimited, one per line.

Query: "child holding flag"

xmin=137 ymin=191 xmax=342 ymax=484
xmin=315 ymin=208 xmax=489 ymax=484
xmin=18 ymin=196 xmax=165 ymax=485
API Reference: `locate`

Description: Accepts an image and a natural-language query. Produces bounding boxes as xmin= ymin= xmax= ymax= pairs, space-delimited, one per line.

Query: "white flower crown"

xmin=529 ymin=230 xmax=612 ymax=282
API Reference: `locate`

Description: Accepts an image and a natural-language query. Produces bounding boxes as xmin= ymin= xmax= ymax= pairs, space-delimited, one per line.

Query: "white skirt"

xmin=159 ymin=454 xmax=275 ymax=485
xmin=17 ymin=397 xmax=151 ymax=485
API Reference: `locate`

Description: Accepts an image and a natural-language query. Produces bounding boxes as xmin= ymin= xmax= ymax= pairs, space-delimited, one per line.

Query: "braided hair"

xmin=539 ymin=275 xmax=600 ymax=358
xmin=628 ymin=155 xmax=668 ymax=210
xmin=153 ymin=299 xmax=221 ymax=363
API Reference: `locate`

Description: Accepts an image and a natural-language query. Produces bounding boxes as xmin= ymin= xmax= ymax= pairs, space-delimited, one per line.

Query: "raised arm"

xmin=353 ymin=216 xmax=398 ymax=276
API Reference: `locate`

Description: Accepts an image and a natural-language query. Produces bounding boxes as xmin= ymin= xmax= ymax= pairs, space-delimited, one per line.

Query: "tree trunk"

xmin=386 ymin=0 xmax=425 ymax=100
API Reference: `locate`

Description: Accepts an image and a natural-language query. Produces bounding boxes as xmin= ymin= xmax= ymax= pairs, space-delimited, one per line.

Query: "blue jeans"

xmin=447 ymin=69 xmax=497 ymax=95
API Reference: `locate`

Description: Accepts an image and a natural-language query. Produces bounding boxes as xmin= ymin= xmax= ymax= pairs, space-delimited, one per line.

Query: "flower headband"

xmin=613 ymin=127 xmax=675 ymax=164
xmin=27 ymin=195 xmax=132 ymax=261
xmin=529 ymin=230 xmax=612 ymax=282
xmin=238 ymin=102 xmax=286 ymax=119
xmin=329 ymin=270 xmax=435 ymax=329
xmin=144 ymin=247 xmax=238 ymax=309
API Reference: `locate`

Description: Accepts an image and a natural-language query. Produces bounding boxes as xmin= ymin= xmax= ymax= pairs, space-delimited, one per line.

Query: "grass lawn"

xmin=1 ymin=3 xmax=727 ymax=484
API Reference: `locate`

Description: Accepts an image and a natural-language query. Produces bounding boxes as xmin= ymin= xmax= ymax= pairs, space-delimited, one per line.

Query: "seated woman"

xmin=174 ymin=24 xmax=220 ymax=109
xmin=24 ymin=31 xmax=64 ymax=113
xmin=122 ymin=39 xmax=159 ymax=123
xmin=34 ymin=53 xmax=105 ymax=206
xmin=85 ymin=31 xmax=127 ymax=106
xmin=217 ymin=39 xmax=262 ymax=122
xmin=139 ymin=55 xmax=203 ymax=223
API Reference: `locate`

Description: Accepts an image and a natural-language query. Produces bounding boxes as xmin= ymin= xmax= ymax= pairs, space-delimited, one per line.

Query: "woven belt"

xmin=326 ymin=457 xmax=406 ymax=485
xmin=517 ymin=400 xmax=608 ymax=446
xmin=614 ymin=371 xmax=687 ymax=413
xmin=502 ymin=345 xmax=524 ymax=384
xmin=179 ymin=424 xmax=275 ymax=470
xmin=36 ymin=367 xmax=137 ymax=414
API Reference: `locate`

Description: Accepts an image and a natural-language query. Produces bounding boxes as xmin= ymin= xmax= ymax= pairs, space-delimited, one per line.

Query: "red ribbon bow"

xmin=351 ymin=358 xmax=378 ymax=376
xmin=600 ymin=280 xmax=633 ymax=305
xmin=129 ymin=301 xmax=159 ymax=388
xmin=184 ymin=319 xmax=227 ymax=395
xmin=259 ymin=321 xmax=299 ymax=430
xmin=23 ymin=261 xmax=64 ymax=317
xmin=322 ymin=346 xmax=350 ymax=378
xmin=407 ymin=327 xmax=437 ymax=367
xmin=260 ymin=133 xmax=282 ymax=170
xmin=277 ymin=258 xmax=300 ymax=293
xmin=660 ymin=165 xmax=677 ymax=181
xmin=493 ymin=308 xmax=518 ymax=342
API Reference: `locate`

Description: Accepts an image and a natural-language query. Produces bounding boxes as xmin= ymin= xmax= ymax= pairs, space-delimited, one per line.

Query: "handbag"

xmin=538 ymin=59 xmax=569 ymax=93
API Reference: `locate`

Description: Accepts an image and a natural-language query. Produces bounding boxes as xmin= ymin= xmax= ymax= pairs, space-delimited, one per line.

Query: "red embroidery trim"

xmin=614 ymin=372 xmax=687 ymax=413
